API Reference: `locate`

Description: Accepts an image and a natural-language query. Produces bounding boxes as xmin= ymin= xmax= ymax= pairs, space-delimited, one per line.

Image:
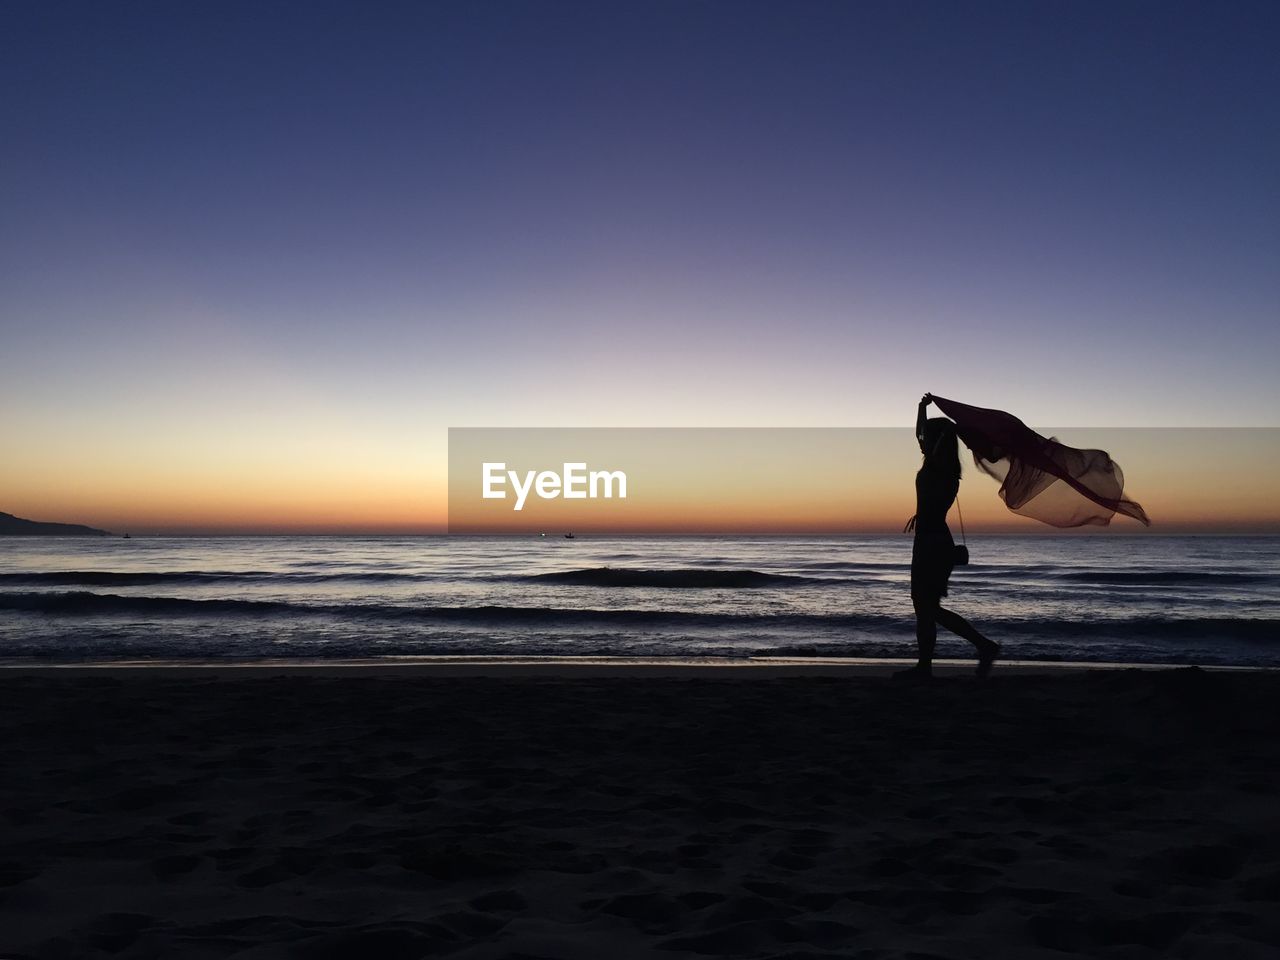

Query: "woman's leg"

xmin=936 ymin=606 xmax=1000 ymax=675
xmin=911 ymin=595 xmax=938 ymax=670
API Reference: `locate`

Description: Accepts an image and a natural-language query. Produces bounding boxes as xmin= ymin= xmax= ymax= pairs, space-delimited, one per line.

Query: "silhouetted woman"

xmin=897 ymin=393 xmax=1000 ymax=680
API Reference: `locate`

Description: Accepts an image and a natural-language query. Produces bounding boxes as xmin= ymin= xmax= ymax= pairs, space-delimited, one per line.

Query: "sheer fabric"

xmin=932 ymin=396 xmax=1150 ymax=528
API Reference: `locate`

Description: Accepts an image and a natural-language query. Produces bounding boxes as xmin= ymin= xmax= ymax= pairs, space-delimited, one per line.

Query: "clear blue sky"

xmin=1 ymin=1 xmax=1277 ymax=528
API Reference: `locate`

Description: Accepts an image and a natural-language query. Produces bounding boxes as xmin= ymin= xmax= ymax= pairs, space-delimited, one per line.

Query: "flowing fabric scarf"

xmin=931 ymin=396 xmax=1150 ymax=528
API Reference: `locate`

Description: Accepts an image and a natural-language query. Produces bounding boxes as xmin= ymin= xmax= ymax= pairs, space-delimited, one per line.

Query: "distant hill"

xmin=0 ymin=512 xmax=111 ymax=536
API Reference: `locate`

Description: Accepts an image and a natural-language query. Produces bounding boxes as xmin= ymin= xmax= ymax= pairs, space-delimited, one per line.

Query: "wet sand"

xmin=1 ymin=665 xmax=1278 ymax=958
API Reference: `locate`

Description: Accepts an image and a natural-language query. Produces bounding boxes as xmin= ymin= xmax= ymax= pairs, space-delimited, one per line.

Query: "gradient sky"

xmin=2 ymin=2 xmax=1278 ymax=532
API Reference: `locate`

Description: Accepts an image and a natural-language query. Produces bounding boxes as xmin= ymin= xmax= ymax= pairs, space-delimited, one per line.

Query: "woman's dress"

xmin=911 ymin=466 xmax=958 ymax=601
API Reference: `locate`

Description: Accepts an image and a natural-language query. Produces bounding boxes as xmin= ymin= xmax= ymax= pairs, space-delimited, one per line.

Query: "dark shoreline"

xmin=1 ymin=656 xmax=1277 ymax=676
xmin=2 ymin=669 xmax=1278 ymax=958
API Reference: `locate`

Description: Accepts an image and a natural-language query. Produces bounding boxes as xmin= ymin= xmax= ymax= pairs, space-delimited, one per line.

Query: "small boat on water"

xmin=564 ymin=533 xmax=575 ymax=539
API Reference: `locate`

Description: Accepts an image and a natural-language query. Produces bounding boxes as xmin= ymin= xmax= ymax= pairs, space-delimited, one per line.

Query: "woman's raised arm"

xmin=916 ymin=393 xmax=933 ymax=451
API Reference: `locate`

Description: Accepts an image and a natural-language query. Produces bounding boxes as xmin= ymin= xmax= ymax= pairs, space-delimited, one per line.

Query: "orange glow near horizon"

xmin=3 ymin=428 xmax=1277 ymax=535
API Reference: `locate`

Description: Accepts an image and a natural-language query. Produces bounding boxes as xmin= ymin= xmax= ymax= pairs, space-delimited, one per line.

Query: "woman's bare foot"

xmin=893 ymin=663 xmax=933 ymax=681
xmin=977 ymin=643 xmax=1001 ymax=678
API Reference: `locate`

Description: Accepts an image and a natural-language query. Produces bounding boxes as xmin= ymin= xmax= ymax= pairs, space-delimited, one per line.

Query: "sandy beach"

xmin=1 ymin=664 xmax=1278 ymax=959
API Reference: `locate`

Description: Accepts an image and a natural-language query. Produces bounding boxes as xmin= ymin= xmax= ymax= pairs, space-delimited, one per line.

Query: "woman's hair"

xmin=922 ymin=417 xmax=961 ymax=478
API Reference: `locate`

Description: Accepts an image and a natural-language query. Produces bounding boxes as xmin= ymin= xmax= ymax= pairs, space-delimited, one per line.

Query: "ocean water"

xmin=0 ymin=535 xmax=1277 ymax=666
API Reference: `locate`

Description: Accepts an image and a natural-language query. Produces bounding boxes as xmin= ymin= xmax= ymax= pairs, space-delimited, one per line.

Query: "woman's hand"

xmin=919 ymin=393 xmax=934 ymax=407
